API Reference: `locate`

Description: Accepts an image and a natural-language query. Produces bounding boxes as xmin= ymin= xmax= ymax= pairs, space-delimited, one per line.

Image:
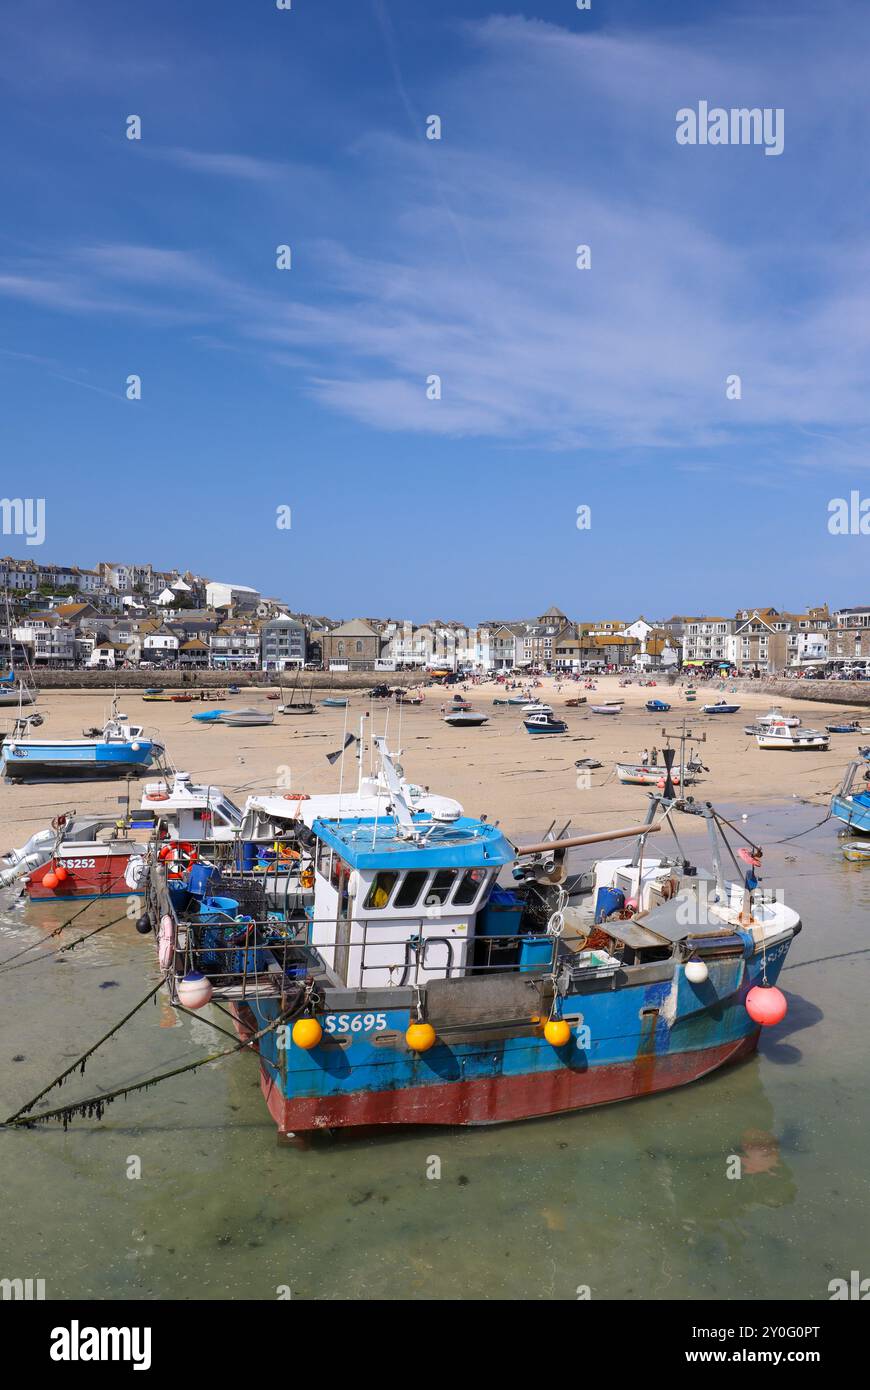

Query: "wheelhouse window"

xmin=453 ymin=867 xmax=488 ymax=906
xmin=364 ymin=871 xmax=398 ymax=910
xmin=394 ymin=870 xmax=429 ymax=908
xmin=427 ymin=869 xmax=458 ymax=904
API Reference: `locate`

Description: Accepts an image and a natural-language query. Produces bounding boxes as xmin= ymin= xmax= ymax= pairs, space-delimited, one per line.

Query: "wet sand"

xmin=0 ymin=676 xmax=858 ymax=845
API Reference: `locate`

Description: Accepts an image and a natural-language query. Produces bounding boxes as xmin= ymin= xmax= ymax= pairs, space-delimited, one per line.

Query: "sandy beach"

xmin=0 ymin=676 xmax=859 ymax=845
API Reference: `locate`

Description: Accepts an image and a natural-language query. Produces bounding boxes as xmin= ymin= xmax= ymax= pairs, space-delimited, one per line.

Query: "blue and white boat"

xmin=646 ymin=699 xmax=671 ymax=712
xmin=149 ymin=765 xmax=799 ymax=1136
xmin=0 ymin=670 xmax=37 ymax=707
xmin=2 ymin=699 xmax=164 ymax=781
xmin=831 ymin=757 xmax=870 ymax=833
xmin=703 ymin=700 xmax=741 ymax=714
xmin=523 ymin=712 xmax=567 ymax=734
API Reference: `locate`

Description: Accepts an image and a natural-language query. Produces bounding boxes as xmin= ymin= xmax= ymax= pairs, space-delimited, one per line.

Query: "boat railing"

xmin=165 ymin=912 xmax=574 ymax=1000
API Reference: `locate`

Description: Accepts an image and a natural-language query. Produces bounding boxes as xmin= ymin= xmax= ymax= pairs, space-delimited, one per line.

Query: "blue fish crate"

xmin=518 ymin=934 xmax=554 ymax=974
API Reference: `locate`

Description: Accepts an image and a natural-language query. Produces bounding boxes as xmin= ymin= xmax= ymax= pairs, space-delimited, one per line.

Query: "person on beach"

xmin=650 ymin=746 xmax=658 ymax=766
xmin=641 ymin=748 xmax=649 ymax=766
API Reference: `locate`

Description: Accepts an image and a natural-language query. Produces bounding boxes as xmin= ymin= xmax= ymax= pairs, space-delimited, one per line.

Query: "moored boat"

xmin=0 ymin=671 xmax=37 ymax=707
xmin=615 ymin=762 xmax=694 ymax=786
xmin=842 ymin=840 xmax=870 ymax=862
xmin=755 ymin=721 xmax=828 ymax=750
xmin=0 ymin=700 xmax=164 ymax=781
xmin=830 ymin=758 xmax=870 ymax=833
xmin=703 ymin=700 xmax=741 ymax=714
xmin=523 ymin=712 xmax=567 ymax=734
xmin=219 ymin=707 xmax=274 ymax=727
xmin=145 ymin=787 xmax=799 ymax=1135
xmin=756 ymin=708 xmax=800 ymax=728
xmin=646 ymin=699 xmax=671 ymax=712
xmin=442 ymin=709 xmax=488 ymax=727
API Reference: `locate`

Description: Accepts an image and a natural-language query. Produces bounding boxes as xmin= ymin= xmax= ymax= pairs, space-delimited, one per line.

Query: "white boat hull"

xmin=755 ymin=732 xmax=828 ymax=750
xmin=615 ymin=764 xmax=695 ymax=786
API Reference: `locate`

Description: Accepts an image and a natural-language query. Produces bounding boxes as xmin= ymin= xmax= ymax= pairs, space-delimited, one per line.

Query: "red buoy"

xmin=42 ymin=871 xmax=59 ymax=890
xmin=54 ymin=865 xmax=68 ymax=883
xmin=745 ymin=985 xmax=787 ymax=1026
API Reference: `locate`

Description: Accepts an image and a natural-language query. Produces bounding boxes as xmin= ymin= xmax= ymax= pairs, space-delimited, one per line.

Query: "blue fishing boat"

xmin=0 ymin=670 xmax=37 ymax=707
xmin=646 ymin=699 xmax=671 ymax=712
xmin=831 ymin=757 xmax=870 ymax=833
xmin=150 ymin=770 xmax=798 ymax=1136
xmin=523 ymin=712 xmax=567 ymax=734
xmin=703 ymin=700 xmax=741 ymax=714
xmin=826 ymin=721 xmax=863 ymax=734
xmin=322 ymin=698 xmax=349 ymax=708
xmin=2 ymin=700 xmax=164 ymax=782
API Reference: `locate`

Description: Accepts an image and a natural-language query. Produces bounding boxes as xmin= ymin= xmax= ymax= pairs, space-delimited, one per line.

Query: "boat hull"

xmin=615 ymin=764 xmax=693 ymax=785
xmin=27 ymin=846 xmax=141 ymax=899
xmin=831 ymin=793 xmax=870 ymax=832
xmin=755 ymin=736 xmax=828 ymax=750
xmin=230 ymin=939 xmax=790 ymax=1134
xmin=2 ymin=741 xmax=159 ymax=780
xmin=251 ymin=1031 xmax=759 ymax=1132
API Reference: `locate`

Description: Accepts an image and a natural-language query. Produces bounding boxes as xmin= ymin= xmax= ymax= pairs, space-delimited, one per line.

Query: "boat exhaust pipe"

xmin=515 ymin=822 xmax=661 ymax=857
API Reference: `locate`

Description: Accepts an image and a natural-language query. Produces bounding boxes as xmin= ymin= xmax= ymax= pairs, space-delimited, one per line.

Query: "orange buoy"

xmin=745 ymin=985 xmax=787 ymax=1026
xmin=544 ymin=1019 xmax=572 ymax=1047
xmin=405 ymin=1022 xmax=436 ymax=1052
xmin=53 ymin=865 xmax=69 ymax=883
xmin=292 ymin=1017 xmax=323 ymax=1050
xmin=42 ymin=870 xmax=59 ymax=890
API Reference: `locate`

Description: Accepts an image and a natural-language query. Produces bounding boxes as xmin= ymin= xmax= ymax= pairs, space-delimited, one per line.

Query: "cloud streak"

xmin=1 ymin=8 xmax=868 ymax=463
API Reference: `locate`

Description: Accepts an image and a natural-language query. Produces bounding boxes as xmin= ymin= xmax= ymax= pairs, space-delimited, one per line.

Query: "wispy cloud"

xmin=1 ymin=8 xmax=868 ymax=461
xmin=150 ymin=147 xmax=291 ymax=184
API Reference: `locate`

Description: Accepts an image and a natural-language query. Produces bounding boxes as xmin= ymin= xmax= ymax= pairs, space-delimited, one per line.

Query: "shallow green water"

xmin=1 ymin=801 xmax=868 ymax=1301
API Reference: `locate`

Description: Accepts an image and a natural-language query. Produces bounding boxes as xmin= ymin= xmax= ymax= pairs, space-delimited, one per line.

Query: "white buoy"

xmin=685 ymin=959 xmax=709 ymax=985
xmin=178 ymin=971 xmax=213 ymax=1009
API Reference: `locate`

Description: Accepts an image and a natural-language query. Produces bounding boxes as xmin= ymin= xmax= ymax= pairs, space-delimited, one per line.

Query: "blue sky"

xmin=1 ymin=0 xmax=868 ymax=620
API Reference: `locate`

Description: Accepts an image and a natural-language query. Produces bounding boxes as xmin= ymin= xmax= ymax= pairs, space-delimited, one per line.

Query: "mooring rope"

xmin=4 ymin=996 xmax=306 ymax=1131
xmin=3 ymin=979 xmax=165 ymax=1123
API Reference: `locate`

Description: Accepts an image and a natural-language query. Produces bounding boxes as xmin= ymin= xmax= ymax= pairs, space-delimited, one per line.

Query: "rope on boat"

xmin=3 ymin=996 xmax=306 ymax=1131
xmin=3 ymin=979 xmax=165 ymax=1123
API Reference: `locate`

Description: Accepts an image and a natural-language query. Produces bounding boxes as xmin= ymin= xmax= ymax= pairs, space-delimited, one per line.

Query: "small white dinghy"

xmin=615 ymin=763 xmax=696 ymax=786
xmin=219 ymin=707 xmax=275 ymax=727
xmin=591 ymin=703 xmax=622 ymax=715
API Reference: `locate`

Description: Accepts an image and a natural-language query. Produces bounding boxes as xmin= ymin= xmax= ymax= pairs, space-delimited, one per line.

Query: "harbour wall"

xmin=26 ymin=670 xmax=421 ymax=692
xmin=673 ymin=675 xmax=870 ymax=708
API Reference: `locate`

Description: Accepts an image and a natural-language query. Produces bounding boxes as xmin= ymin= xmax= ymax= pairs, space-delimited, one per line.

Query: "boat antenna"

xmin=336 ymin=698 xmax=351 ymax=823
xmin=356 ymin=712 xmax=367 ymax=795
